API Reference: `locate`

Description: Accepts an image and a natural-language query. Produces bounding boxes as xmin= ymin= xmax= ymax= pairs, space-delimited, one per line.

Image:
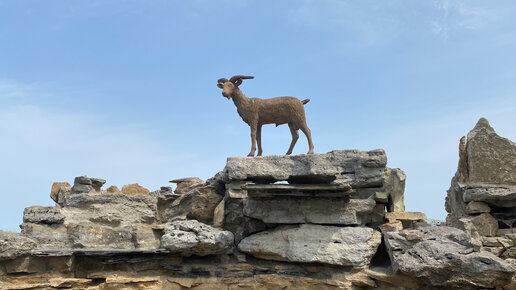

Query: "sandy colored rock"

xmin=383 ymin=168 xmax=406 ymax=212
xmin=238 ymin=224 xmax=381 ymax=267
xmin=67 ymin=223 xmax=135 ymax=249
xmin=471 ymin=213 xmax=499 ymax=237
xmin=170 ymin=177 xmax=205 ymax=195
xmin=105 ymin=185 xmax=120 ymax=194
xmin=121 ymin=183 xmax=150 ymax=196
xmin=467 ymin=118 xmax=516 ymax=185
xmin=50 ymin=182 xmax=70 ymax=203
xmin=385 ymin=212 xmax=427 ymax=228
xmin=379 ymin=220 xmax=403 ymax=233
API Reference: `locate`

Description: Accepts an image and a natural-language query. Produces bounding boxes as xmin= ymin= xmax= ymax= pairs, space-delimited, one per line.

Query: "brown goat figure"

xmin=217 ymin=75 xmax=314 ymax=157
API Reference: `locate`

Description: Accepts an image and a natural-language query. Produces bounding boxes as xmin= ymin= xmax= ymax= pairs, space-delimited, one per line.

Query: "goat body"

xmin=217 ymin=75 xmax=314 ymax=157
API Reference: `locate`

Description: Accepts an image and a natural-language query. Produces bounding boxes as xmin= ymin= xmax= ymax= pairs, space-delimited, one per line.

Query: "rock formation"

xmin=1 ymin=141 xmax=515 ymax=289
xmin=444 ymin=117 xmax=516 ymax=288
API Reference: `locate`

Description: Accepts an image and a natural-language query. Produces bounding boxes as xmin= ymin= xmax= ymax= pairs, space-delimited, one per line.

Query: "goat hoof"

xmin=247 ymin=153 xmax=255 ymax=157
xmin=307 ymin=151 xmax=314 ymax=154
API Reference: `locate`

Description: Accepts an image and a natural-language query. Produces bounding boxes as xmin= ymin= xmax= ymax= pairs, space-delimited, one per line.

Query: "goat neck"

xmin=230 ymin=87 xmax=251 ymax=109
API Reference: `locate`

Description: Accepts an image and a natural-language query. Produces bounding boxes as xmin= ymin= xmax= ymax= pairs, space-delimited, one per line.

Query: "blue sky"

xmin=1 ymin=1 xmax=515 ymax=231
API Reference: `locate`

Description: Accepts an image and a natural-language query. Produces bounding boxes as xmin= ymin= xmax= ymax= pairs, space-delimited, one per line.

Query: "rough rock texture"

xmin=243 ymin=197 xmax=376 ymax=225
xmin=383 ymin=168 xmax=406 ymax=212
xmin=168 ymin=185 xmax=222 ymax=223
xmin=23 ymin=206 xmax=64 ymax=225
xmin=467 ymin=118 xmax=516 ymax=185
xmin=463 ymin=184 xmax=516 ymax=207
xmin=170 ymin=177 xmax=205 ymax=195
xmin=49 ymin=182 xmax=70 ymax=203
xmin=465 ymin=201 xmax=491 ymax=214
xmin=238 ymin=224 xmax=382 ymax=267
xmin=384 ymin=226 xmax=514 ymax=289
xmin=226 ymin=149 xmax=387 ymax=186
xmin=105 ymin=185 xmax=120 ymax=193
xmin=161 ymin=220 xmax=234 ymax=256
xmin=0 ymin=231 xmax=36 ymax=260
xmin=70 ymin=176 xmax=106 ymax=194
xmin=121 ymin=183 xmax=150 ymax=196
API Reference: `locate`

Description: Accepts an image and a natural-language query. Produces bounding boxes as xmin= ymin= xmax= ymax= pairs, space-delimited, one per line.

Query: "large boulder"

xmin=243 ymin=197 xmax=376 ymax=225
xmin=70 ymin=176 xmax=106 ymax=194
xmin=168 ymin=186 xmax=222 ymax=223
xmin=160 ymin=220 xmax=234 ymax=256
xmin=23 ymin=206 xmax=64 ymax=225
xmin=0 ymin=231 xmax=37 ymax=260
xmin=463 ymin=185 xmax=516 ymax=207
xmin=50 ymin=182 xmax=70 ymax=203
xmin=384 ymin=226 xmax=514 ymax=289
xmin=226 ymin=150 xmax=387 ymax=186
xmin=466 ymin=118 xmax=516 ymax=185
xmin=238 ymin=224 xmax=381 ymax=267
xmin=169 ymin=177 xmax=205 ymax=195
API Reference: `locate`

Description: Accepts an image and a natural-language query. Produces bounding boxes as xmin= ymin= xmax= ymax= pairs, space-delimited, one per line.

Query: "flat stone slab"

xmin=243 ymin=183 xmax=352 ymax=198
xmin=463 ymin=185 xmax=516 ymax=207
xmin=226 ymin=150 xmax=387 ymax=187
xmin=243 ymin=197 xmax=376 ymax=225
xmin=238 ymin=224 xmax=381 ymax=267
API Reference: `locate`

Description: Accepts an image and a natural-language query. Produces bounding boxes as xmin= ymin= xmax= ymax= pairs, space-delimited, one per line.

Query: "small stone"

xmin=121 ymin=183 xmax=150 ymax=196
xmin=105 ymin=185 xmax=121 ymax=194
xmin=213 ymin=199 xmax=225 ymax=227
xmin=385 ymin=212 xmax=427 ymax=223
xmin=471 ymin=213 xmax=499 ymax=237
xmin=71 ymin=176 xmax=105 ymax=194
xmin=465 ymin=201 xmax=491 ymax=214
xmin=169 ymin=186 xmax=222 ymax=223
xmin=170 ymin=177 xmax=205 ymax=195
xmin=50 ymin=182 xmax=71 ymax=203
xmin=379 ymin=221 xmax=403 ymax=233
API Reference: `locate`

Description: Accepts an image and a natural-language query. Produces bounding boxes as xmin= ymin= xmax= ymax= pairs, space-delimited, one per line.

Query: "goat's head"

xmin=217 ymin=75 xmax=254 ymax=99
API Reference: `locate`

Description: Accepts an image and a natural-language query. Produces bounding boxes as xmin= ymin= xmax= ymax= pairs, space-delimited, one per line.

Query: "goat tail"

xmin=301 ymin=99 xmax=310 ymax=105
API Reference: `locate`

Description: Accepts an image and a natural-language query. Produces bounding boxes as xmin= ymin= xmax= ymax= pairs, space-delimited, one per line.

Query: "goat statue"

xmin=217 ymin=75 xmax=314 ymax=157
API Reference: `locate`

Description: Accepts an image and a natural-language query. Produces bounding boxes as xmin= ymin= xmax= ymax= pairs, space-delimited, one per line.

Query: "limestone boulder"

xmin=161 ymin=220 xmax=234 ymax=256
xmin=243 ymin=197 xmax=376 ymax=225
xmin=471 ymin=213 xmax=498 ymax=237
xmin=217 ymin=197 xmax=266 ymax=244
xmin=170 ymin=177 xmax=205 ymax=195
xmin=105 ymin=185 xmax=120 ymax=194
xmin=23 ymin=206 xmax=64 ymax=225
xmin=383 ymin=168 xmax=406 ymax=212
xmin=61 ymin=193 xmax=157 ymax=227
xmin=384 ymin=226 xmax=514 ymax=289
xmin=0 ymin=231 xmax=37 ymax=260
xmin=168 ymin=186 xmax=222 ymax=223
xmin=50 ymin=182 xmax=70 ymax=203
xmin=465 ymin=201 xmax=490 ymax=214
xmin=467 ymin=118 xmax=516 ymax=185
xmin=463 ymin=185 xmax=516 ymax=207
xmin=70 ymin=176 xmax=106 ymax=194
xmin=238 ymin=224 xmax=381 ymax=267
xmin=226 ymin=150 xmax=387 ymax=186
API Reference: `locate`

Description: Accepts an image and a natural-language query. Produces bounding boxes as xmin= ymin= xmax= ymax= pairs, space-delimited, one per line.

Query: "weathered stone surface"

xmin=70 ymin=176 xmax=106 ymax=194
xmin=161 ymin=220 xmax=234 ymax=256
xmin=219 ymin=197 xmax=266 ymax=244
xmin=105 ymin=185 xmax=120 ymax=194
xmin=121 ymin=183 xmax=150 ymax=196
xmin=0 ymin=231 xmax=36 ymax=260
xmin=458 ymin=136 xmax=469 ymax=183
xmin=226 ymin=149 xmax=387 ymax=187
xmin=244 ymin=183 xmax=352 ymax=198
xmin=465 ymin=201 xmax=491 ymax=214
xmin=170 ymin=177 xmax=205 ymax=195
xmin=445 ymin=216 xmax=482 ymax=245
xmin=169 ymin=186 xmax=222 ymax=223
xmin=243 ymin=197 xmax=376 ymax=225
xmin=383 ymin=168 xmax=406 ymax=212
xmin=19 ymin=223 xmax=70 ymax=249
xmin=467 ymin=118 xmax=516 ymax=185
xmin=23 ymin=206 xmax=64 ymax=225
xmin=379 ymin=221 xmax=403 ymax=233
xmin=384 ymin=226 xmax=514 ymax=289
xmin=385 ymin=212 xmax=427 ymax=229
xmin=463 ymin=185 xmax=516 ymax=207
xmin=67 ymin=224 xmax=135 ymax=249
xmin=238 ymin=224 xmax=381 ymax=267
xmin=50 ymin=182 xmax=70 ymax=203
xmin=61 ymin=193 xmax=157 ymax=227
xmin=471 ymin=213 xmax=499 ymax=237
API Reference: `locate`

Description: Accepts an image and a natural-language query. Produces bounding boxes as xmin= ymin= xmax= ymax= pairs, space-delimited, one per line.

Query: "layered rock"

xmin=238 ymin=224 xmax=381 ymax=267
xmin=446 ymin=118 xmax=516 ymax=255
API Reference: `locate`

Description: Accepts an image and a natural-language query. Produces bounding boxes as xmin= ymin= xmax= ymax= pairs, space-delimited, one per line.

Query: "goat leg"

xmin=248 ymin=124 xmax=257 ymax=157
xmin=286 ymin=123 xmax=299 ymax=155
xmin=257 ymin=125 xmax=263 ymax=156
xmin=299 ymin=122 xmax=314 ymax=154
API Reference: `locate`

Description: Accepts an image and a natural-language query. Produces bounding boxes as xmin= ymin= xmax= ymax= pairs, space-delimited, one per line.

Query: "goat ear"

xmin=217 ymin=83 xmax=223 ymax=89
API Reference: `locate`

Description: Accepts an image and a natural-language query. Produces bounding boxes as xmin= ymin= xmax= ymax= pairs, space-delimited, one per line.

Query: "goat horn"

xmin=217 ymin=78 xmax=229 ymax=84
xmin=229 ymin=75 xmax=254 ymax=83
